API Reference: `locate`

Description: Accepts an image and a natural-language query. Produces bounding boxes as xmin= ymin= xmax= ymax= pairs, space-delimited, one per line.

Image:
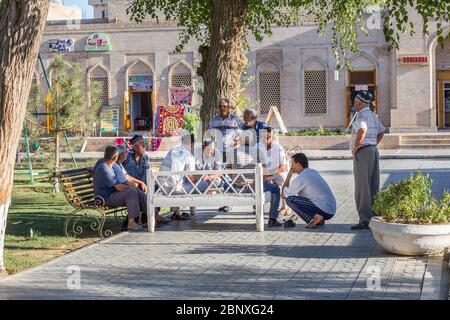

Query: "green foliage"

xmin=23 ymin=55 xmax=103 ymax=169
xmin=49 ymin=55 xmax=102 ymax=133
xmin=128 ymin=0 xmax=450 ymax=68
xmin=282 ymin=126 xmax=348 ymax=136
xmin=184 ymin=112 xmax=201 ymax=134
xmin=372 ymin=172 xmax=450 ymax=224
xmin=25 ymin=82 xmax=45 ymax=144
xmin=384 ymin=0 xmax=450 ymax=50
xmin=235 ymin=62 xmax=256 ymax=113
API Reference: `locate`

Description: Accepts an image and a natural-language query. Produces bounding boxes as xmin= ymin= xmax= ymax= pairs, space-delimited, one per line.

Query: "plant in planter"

xmin=370 ymin=172 xmax=450 ymax=256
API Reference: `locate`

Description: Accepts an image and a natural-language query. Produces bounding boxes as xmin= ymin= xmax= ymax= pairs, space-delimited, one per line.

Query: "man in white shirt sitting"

xmin=194 ymin=139 xmax=223 ymax=171
xmin=159 ymin=134 xmax=208 ymax=220
xmin=257 ymin=127 xmax=287 ymax=187
xmin=227 ymin=133 xmax=284 ymax=227
xmin=281 ymin=153 xmax=337 ymax=229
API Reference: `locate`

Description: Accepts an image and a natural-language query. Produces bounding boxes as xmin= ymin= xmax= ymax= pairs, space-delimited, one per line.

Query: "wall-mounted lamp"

xmin=334 ymin=70 xmax=340 ymax=81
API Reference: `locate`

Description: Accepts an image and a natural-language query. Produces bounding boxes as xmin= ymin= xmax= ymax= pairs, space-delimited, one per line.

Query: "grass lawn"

xmin=4 ymin=178 xmax=119 ymax=275
xmin=5 ymin=164 xmax=170 ymax=275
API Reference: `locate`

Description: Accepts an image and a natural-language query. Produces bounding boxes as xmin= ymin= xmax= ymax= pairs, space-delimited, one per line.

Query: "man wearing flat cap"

xmin=124 ymin=135 xmax=150 ymax=185
xmin=350 ymin=90 xmax=385 ymax=230
xmin=123 ymin=134 xmax=170 ymax=226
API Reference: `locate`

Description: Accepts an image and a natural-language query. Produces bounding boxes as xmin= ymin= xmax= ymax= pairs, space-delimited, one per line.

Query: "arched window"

xmin=257 ymin=60 xmax=281 ymax=114
xmin=89 ymin=65 xmax=109 ymax=107
xmin=303 ymin=59 xmax=327 ymax=115
xmin=49 ymin=61 xmax=73 ymax=85
xmin=170 ymin=62 xmax=192 ymax=88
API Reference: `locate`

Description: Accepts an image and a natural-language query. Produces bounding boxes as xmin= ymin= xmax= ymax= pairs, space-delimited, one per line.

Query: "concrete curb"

xmin=308 ymin=155 xmax=450 ymax=161
xmin=0 ymin=231 xmax=129 ymax=282
xmin=21 ymin=153 xmax=450 ymax=162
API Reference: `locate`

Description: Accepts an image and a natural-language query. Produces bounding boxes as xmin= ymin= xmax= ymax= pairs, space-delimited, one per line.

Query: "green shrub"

xmin=184 ymin=113 xmax=200 ymax=135
xmin=282 ymin=126 xmax=348 ymax=136
xmin=372 ymin=172 xmax=450 ymax=224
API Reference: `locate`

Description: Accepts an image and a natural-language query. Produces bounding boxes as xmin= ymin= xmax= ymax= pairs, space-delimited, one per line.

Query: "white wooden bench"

xmin=145 ymin=164 xmax=267 ymax=232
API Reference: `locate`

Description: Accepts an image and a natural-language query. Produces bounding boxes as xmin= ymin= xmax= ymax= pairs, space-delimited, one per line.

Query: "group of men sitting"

xmin=92 ymin=99 xmax=337 ymax=231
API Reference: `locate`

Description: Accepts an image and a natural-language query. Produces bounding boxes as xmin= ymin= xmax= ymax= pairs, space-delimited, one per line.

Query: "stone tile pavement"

xmin=1 ymin=159 xmax=449 ymax=300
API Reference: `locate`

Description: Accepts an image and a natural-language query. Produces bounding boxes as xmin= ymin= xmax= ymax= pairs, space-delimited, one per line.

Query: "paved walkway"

xmin=1 ymin=159 xmax=449 ymax=300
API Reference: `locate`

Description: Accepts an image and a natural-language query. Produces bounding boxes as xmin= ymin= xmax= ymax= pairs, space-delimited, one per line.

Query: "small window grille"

xmin=90 ymin=77 xmax=109 ymax=107
xmin=304 ymin=70 xmax=327 ymax=115
xmin=171 ymin=73 xmax=192 ymax=88
xmin=259 ymin=71 xmax=281 ymax=114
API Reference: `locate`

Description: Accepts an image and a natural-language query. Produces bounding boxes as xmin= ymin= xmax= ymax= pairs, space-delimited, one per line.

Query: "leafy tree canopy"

xmin=128 ymin=0 xmax=450 ymax=68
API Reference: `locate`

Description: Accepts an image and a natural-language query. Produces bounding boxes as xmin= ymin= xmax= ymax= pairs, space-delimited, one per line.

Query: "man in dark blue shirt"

xmin=123 ymin=134 xmax=150 ymax=184
xmin=242 ymin=108 xmax=268 ymax=146
xmin=93 ymin=145 xmax=144 ymax=231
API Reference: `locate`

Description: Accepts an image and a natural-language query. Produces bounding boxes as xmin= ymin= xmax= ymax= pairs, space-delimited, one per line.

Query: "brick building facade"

xmin=32 ymin=1 xmax=450 ymax=134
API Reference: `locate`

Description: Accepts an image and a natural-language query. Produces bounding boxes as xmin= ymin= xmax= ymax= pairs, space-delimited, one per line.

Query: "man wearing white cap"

xmin=350 ymin=90 xmax=385 ymax=230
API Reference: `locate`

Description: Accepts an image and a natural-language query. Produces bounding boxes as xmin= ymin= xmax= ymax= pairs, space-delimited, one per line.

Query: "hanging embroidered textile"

xmin=169 ymin=87 xmax=192 ymax=106
xmin=157 ymin=105 xmax=185 ymax=136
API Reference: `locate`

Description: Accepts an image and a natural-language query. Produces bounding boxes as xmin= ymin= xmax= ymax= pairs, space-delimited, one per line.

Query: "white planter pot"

xmin=369 ymin=217 xmax=450 ymax=256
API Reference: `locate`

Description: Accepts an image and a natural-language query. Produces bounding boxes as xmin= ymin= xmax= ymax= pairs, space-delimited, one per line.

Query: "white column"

xmin=147 ymin=168 xmax=155 ymax=233
xmin=255 ymin=163 xmax=264 ymax=232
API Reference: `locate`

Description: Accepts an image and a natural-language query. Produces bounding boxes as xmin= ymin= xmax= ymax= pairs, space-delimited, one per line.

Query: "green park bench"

xmin=52 ymin=167 xmax=127 ymax=238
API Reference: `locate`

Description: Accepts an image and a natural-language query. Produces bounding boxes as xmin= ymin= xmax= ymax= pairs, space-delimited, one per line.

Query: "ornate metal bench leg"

xmin=91 ymin=209 xmax=105 ymax=238
xmin=93 ymin=209 xmax=113 ymax=238
xmin=64 ymin=208 xmax=83 ymax=237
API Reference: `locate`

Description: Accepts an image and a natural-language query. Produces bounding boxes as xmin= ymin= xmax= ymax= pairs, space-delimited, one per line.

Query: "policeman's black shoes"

xmin=351 ymin=221 xmax=370 ymax=230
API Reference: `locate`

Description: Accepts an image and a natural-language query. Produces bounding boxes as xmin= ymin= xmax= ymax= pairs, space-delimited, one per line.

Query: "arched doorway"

xmin=125 ymin=59 xmax=155 ymax=132
xmin=435 ymin=36 xmax=450 ymax=129
xmin=346 ymin=53 xmax=378 ymax=126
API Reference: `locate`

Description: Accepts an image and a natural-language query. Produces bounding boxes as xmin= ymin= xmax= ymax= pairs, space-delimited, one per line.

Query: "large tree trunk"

xmin=198 ymin=0 xmax=248 ymax=131
xmin=0 ymin=0 xmax=50 ymax=273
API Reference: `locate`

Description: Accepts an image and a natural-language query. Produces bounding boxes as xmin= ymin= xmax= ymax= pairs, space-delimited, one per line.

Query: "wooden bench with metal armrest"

xmin=52 ymin=167 xmax=127 ymax=238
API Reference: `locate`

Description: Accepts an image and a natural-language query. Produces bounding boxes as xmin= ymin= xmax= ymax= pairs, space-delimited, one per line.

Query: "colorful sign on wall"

xmin=128 ymin=75 xmax=153 ymax=91
xmin=100 ymin=106 xmax=119 ymax=136
xmin=85 ymin=33 xmax=112 ymax=51
xmin=397 ymin=54 xmax=429 ymax=65
xmin=49 ymin=39 xmax=74 ymax=52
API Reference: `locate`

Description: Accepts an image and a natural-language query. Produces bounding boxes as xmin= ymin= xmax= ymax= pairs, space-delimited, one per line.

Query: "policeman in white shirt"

xmin=159 ymin=134 xmax=208 ymax=220
xmin=350 ymin=91 xmax=385 ymax=230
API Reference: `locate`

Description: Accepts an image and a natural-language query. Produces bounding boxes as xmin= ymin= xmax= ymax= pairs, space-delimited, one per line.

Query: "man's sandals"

xmin=171 ymin=212 xmax=191 ymax=220
xmin=152 ymin=216 xmax=172 ymax=227
xmin=306 ymin=215 xmax=325 ymax=229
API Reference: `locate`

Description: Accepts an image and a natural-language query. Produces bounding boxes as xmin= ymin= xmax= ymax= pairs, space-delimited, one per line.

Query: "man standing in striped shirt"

xmin=350 ymin=91 xmax=385 ymax=230
xmin=208 ymin=98 xmax=245 ymax=212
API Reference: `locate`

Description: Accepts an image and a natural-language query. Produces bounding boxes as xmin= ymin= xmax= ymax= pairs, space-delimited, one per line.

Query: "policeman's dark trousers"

xmin=353 ymin=146 xmax=380 ymax=224
xmin=106 ymin=188 xmax=146 ymax=221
